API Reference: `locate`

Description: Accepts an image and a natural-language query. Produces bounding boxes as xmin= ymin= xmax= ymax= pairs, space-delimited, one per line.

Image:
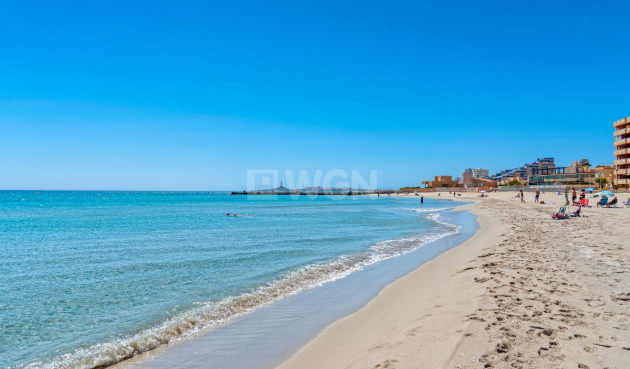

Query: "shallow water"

xmin=119 ymin=209 xmax=478 ymax=369
xmin=0 ymin=191 xmax=464 ymax=369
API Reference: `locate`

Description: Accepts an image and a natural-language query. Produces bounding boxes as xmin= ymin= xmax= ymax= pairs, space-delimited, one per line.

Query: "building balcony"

xmin=614 ymin=127 xmax=630 ymax=137
xmin=615 ymin=148 xmax=630 ymax=156
xmin=614 ymin=117 xmax=630 ymax=128
xmin=614 ymin=138 xmax=630 ymax=146
xmin=615 ymin=158 xmax=630 ymax=166
xmin=615 ymin=169 xmax=630 ymax=175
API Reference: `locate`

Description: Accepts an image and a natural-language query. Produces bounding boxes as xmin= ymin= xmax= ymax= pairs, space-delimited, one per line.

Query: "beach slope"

xmin=278 ymin=191 xmax=630 ymax=369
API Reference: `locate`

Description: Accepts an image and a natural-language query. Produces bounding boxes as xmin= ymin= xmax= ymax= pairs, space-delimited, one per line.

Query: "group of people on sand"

xmin=521 ymin=187 xmax=622 ymax=209
xmin=519 ymin=189 xmax=543 ymax=204
xmin=571 ymin=188 xmax=587 ymax=206
xmin=598 ymin=195 xmax=619 ymax=208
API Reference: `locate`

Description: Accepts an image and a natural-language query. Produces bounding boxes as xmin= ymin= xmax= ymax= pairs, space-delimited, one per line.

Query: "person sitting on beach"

xmin=571 ymin=204 xmax=582 ymax=217
xmin=607 ymin=197 xmax=618 ymax=208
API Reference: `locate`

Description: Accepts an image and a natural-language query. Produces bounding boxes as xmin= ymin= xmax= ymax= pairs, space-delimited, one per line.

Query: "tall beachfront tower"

xmin=614 ymin=116 xmax=630 ymax=188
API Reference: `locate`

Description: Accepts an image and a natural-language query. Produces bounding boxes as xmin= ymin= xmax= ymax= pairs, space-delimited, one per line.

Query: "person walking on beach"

xmin=535 ymin=189 xmax=540 ymax=203
xmin=572 ymin=188 xmax=577 ymax=205
xmin=520 ymin=190 xmax=525 ymax=203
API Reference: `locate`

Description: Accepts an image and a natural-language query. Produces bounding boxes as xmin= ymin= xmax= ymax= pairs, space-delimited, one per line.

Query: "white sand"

xmin=278 ymin=190 xmax=630 ymax=369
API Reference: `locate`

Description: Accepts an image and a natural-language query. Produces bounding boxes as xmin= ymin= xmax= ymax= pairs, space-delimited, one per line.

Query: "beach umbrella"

xmin=596 ymin=190 xmax=614 ymax=197
xmin=585 ymin=188 xmax=595 ymax=193
xmin=480 ymin=190 xmax=487 ymax=193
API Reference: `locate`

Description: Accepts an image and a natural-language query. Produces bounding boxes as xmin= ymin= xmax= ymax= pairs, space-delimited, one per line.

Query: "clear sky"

xmin=1 ymin=1 xmax=629 ymax=190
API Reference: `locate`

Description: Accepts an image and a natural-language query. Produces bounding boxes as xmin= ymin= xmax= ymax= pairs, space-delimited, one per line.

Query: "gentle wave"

xmin=407 ymin=206 xmax=459 ymax=213
xmin=406 ymin=206 xmax=461 ymax=213
xmin=22 ymin=213 xmax=460 ymax=369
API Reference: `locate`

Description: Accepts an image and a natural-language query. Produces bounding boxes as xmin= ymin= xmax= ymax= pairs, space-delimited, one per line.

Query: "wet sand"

xmin=278 ymin=191 xmax=630 ymax=369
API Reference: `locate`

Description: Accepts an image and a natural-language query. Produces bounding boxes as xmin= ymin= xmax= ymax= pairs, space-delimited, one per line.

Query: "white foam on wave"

xmin=406 ymin=204 xmax=467 ymax=213
xmin=426 ymin=212 xmax=463 ymax=231
xmin=21 ymin=211 xmax=462 ymax=369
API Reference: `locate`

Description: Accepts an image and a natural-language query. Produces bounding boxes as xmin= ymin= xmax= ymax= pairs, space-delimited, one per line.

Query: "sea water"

xmin=0 ymin=191 xmax=466 ymax=369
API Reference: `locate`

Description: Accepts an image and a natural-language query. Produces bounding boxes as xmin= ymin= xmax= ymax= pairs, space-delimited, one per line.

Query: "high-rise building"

xmin=614 ymin=116 xmax=630 ymax=188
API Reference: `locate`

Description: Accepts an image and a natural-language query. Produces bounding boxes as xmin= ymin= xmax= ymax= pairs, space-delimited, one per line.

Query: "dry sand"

xmin=277 ymin=190 xmax=630 ymax=369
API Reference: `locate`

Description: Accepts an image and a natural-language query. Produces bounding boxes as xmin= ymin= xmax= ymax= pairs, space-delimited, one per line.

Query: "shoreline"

xmin=107 ymin=200 xmax=478 ymax=369
xmin=277 ymin=199 xmax=500 ymax=369
xmin=278 ymin=191 xmax=630 ymax=369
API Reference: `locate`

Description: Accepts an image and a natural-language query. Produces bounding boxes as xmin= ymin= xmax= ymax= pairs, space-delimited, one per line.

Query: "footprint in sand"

xmin=372 ymin=359 xmax=399 ymax=369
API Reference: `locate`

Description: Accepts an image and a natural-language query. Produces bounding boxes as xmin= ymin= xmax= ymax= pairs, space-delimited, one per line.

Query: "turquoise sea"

xmin=0 ymin=191 xmax=464 ymax=369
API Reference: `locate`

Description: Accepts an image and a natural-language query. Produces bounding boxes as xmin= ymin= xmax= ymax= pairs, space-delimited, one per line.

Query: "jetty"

xmin=231 ymin=190 xmax=395 ymax=196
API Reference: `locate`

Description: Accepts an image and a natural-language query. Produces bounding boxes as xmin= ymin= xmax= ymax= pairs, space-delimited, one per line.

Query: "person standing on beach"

xmin=572 ymin=188 xmax=577 ymax=205
xmin=535 ymin=189 xmax=540 ymax=203
xmin=520 ymin=190 xmax=525 ymax=203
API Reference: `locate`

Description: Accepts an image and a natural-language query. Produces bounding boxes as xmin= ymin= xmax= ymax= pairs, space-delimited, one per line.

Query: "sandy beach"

xmin=278 ymin=191 xmax=630 ymax=369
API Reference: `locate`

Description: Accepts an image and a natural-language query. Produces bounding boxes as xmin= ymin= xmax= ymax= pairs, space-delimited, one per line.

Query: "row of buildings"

xmin=489 ymin=158 xmax=615 ymax=188
xmin=417 ymin=115 xmax=630 ymax=191
xmin=418 ymin=159 xmax=615 ymax=192
xmin=419 ymin=171 xmax=498 ymax=192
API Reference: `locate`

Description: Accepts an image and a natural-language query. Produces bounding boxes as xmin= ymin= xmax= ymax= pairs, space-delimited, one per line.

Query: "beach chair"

xmin=626 ymin=198 xmax=630 ymax=207
xmin=597 ymin=197 xmax=608 ymax=207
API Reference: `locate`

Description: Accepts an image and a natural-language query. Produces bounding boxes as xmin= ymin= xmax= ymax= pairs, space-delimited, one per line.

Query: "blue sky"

xmin=1 ymin=1 xmax=629 ymax=190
